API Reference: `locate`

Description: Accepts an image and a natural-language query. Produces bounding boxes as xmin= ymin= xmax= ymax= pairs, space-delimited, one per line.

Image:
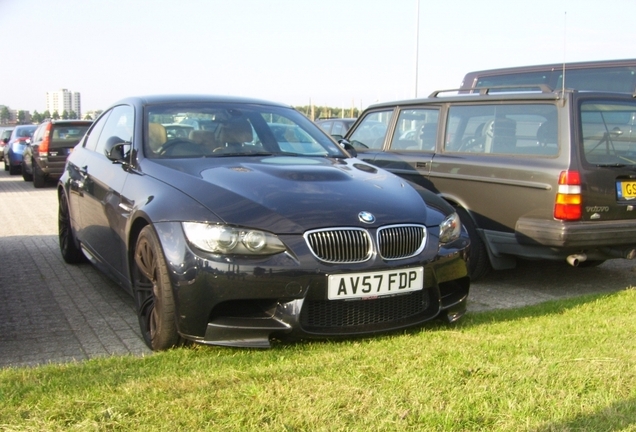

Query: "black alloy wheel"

xmin=58 ymin=191 xmax=87 ymax=264
xmin=133 ymin=225 xmax=182 ymax=351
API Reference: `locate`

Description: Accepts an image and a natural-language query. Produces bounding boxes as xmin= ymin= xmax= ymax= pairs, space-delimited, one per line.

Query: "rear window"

xmin=50 ymin=124 xmax=91 ymax=147
xmin=580 ymin=100 xmax=636 ymax=167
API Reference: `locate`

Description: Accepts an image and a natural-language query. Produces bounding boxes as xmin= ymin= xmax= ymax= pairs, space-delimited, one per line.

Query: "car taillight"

xmin=554 ymin=170 xmax=581 ymax=221
xmin=38 ymin=124 xmax=52 ymax=155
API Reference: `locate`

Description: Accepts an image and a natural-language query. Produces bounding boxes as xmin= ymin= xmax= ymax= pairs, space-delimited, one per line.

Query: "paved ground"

xmin=1 ymin=168 xmax=634 ymax=368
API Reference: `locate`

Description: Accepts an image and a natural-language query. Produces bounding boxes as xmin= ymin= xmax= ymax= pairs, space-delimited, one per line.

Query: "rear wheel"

xmin=133 ymin=225 xmax=182 ymax=351
xmin=8 ymin=160 xmax=19 ymax=175
xmin=456 ymin=207 xmax=491 ymax=280
xmin=58 ymin=190 xmax=87 ymax=264
xmin=33 ymin=163 xmax=46 ymax=188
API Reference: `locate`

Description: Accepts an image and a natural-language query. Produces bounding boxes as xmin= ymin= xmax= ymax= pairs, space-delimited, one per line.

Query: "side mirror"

xmin=338 ymin=139 xmax=357 ymax=158
xmin=105 ymin=136 xmax=130 ymax=161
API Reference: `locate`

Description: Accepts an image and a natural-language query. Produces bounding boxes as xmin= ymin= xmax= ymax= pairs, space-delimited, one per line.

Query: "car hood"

xmin=145 ymin=156 xmax=435 ymax=234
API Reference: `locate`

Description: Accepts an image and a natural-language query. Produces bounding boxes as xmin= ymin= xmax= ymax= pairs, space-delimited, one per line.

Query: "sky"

xmin=1 ymin=0 xmax=635 ymax=113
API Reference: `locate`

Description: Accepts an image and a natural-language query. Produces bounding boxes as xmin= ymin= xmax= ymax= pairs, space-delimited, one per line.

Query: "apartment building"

xmin=45 ymin=89 xmax=82 ymax=119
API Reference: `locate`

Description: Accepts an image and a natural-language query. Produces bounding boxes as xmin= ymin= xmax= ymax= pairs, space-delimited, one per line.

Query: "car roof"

xmin=112 ymin=94 xmax=293 ymax=108
xmin=363 ymin=87 xmax=636 ymax=110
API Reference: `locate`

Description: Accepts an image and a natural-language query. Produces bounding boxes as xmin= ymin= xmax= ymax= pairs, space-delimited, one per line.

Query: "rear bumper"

xmin=481 ymin=217 xmax=636 ymax=265
xmin=516 ymin=217 xmax=636 ymax=248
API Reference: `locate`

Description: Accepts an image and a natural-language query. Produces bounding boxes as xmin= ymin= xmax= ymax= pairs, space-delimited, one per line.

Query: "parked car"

xmin=460 ymin=58 xmax=636 ymax=93
xmin=0 ymin=127 xmax=14 ymax=161
xmin=343 ymin=86 xmax=636 ymax=280
xmin=58 ymin=95 xmax=470 ymax=351
xmin=4 ymin=125 xmax=36 ymax=175
xmin=22 ymin=119 xmax=92 ymax=187
xmin=315 ymin=117 xmax=356 ymax=139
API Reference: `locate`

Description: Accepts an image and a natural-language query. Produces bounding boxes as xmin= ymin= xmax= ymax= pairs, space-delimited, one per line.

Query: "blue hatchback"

xmin=4 ymin=125 xmax=36 ymax=175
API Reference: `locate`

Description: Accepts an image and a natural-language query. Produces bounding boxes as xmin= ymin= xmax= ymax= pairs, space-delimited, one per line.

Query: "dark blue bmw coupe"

xmin=58 ymin=95 xmax=470 ymax=351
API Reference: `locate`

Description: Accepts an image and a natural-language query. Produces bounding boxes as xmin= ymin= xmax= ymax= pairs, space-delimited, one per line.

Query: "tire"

xmin=22 ymin=162 xmax=33 ymax=181
xmin=133 ymin=225 xmax=182 ymax=351
xmin=58 ymin=190 xmax=87 ymax=264
xmin=9 ymin=162 xmax=20 ymax=175
xmin=456 ymin=207 xmax=491 ymax=280
xmin=33 ymin=163 xmax=46 ymax=188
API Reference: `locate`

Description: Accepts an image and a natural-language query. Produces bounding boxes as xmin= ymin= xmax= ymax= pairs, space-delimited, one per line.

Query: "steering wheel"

xmin=457 ymin=136 xmax=484 ymax=152
xmin=158 ymin=138 xmax=198 ymax=155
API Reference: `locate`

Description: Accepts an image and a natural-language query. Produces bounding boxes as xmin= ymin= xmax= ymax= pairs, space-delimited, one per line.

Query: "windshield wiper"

xmin=212 ymin=152 xmax=275 ymax=157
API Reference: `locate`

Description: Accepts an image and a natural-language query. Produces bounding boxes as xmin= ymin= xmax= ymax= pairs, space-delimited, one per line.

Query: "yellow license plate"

xmin=621 ymin=181 xmax=636 ymax=198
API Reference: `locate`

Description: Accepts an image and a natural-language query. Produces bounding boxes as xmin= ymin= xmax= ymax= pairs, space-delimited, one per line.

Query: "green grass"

xmin=2 ymin=289 xmax=636 ymax=431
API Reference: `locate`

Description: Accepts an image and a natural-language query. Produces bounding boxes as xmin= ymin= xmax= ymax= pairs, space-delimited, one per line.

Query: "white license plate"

xmin=328 ymin=267 xmax=424 ymax=300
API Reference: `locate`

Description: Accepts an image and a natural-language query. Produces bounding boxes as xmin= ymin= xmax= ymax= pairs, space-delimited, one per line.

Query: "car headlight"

xmin=182 ymin=222 xmax=286 ymax=255
xmin=439 ymin=212 xmax=461 ymax=244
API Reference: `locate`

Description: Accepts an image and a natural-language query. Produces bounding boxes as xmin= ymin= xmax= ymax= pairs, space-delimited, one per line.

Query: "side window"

xmin=94 ymin=105 xmax=134 ymax=156
xmin=331 ymin=122 xmax=345 ymax=136
xmin=32 ymin=124 xmax=45 ymax=144
xmin=84 ymin=111 xmax=111 ymax=151
xmin=389 ymin=109 xmax=439 ymax=151
xmin=445 ymin=104 xmax=558 ymax=156
xmin=317 ymin=120 xmax=332 ymax=133
xmin=347 ymin=110 xmax=393 ymax=150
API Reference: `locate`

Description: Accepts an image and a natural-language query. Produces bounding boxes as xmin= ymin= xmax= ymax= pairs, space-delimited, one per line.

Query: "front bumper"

xmin=154 ymin=222 xmax=470 ymax=348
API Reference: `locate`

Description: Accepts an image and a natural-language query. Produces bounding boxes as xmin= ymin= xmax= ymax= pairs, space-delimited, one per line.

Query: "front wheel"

xmin=58 ymin=190 xmax=87 ymax=264
xmin=133 ymin=225 xmax=182 ymax=351
xmin=22 ymin=162 xmax=33 ymax=181
xmin=455 ymin=207 xmax=491 ymax=280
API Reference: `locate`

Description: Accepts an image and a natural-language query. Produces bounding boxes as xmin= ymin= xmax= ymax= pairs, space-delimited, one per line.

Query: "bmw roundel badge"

xmin=358 ymin=211 xmax=375 ymax=224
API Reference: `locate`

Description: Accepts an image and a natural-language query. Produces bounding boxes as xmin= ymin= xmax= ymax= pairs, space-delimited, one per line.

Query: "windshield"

xmin=580 ymin=100 xmax=636 ymax=167
xmin=145 ymin=102 xmax=345 ymax=159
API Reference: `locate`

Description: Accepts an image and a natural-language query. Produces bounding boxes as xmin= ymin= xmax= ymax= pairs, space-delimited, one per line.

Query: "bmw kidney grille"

xmin=304 ymin=225 xmax=426 ymax=263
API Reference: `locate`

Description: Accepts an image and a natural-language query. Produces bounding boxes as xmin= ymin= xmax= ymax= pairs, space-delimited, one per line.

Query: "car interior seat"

xmin=189 ymin=130 xmax=219 ymax=153
xmin=215 ymin=118 xmax=253 ymax=152
xmin=484 ymin=117 xmax=516 ymax=153
xmin=419 ymin=123 xmax=437 ymax=150
xmin=148 ymin=123 xmax=167 ymax=153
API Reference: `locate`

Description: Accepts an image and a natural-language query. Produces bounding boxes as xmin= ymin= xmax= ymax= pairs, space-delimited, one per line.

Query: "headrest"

xmin=148 ymin=123 xmax=167 ymax=152
xmin=217 ymin=118 xmax=252 ymax=143
xmin=189 ymin=130 xmax=216 ymax=146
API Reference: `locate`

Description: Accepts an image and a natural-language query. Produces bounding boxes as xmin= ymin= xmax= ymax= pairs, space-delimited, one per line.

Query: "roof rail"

xmin=429 ymin=84 xmax=554 ymax=98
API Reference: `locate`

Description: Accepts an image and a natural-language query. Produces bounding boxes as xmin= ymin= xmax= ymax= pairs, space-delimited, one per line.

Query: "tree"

xmin=0 ymin=106 xmax=9 ymax=124
xmin=69 ymin=110 xmax=77 ymax=119
xmin=43 ymin=110 xmax=51 ymax=119
xmin=17 ymin=110 xmax=26 ymax=124
xmin=84 ymin=114 xmax=93 ymax=120
xmin=62 ymin=110 xmax=69 ymax=120
xmin=32 ymin=110 xmax=42 ymax=123
xmin=52 ymin=110 xmax=60 ymax=120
